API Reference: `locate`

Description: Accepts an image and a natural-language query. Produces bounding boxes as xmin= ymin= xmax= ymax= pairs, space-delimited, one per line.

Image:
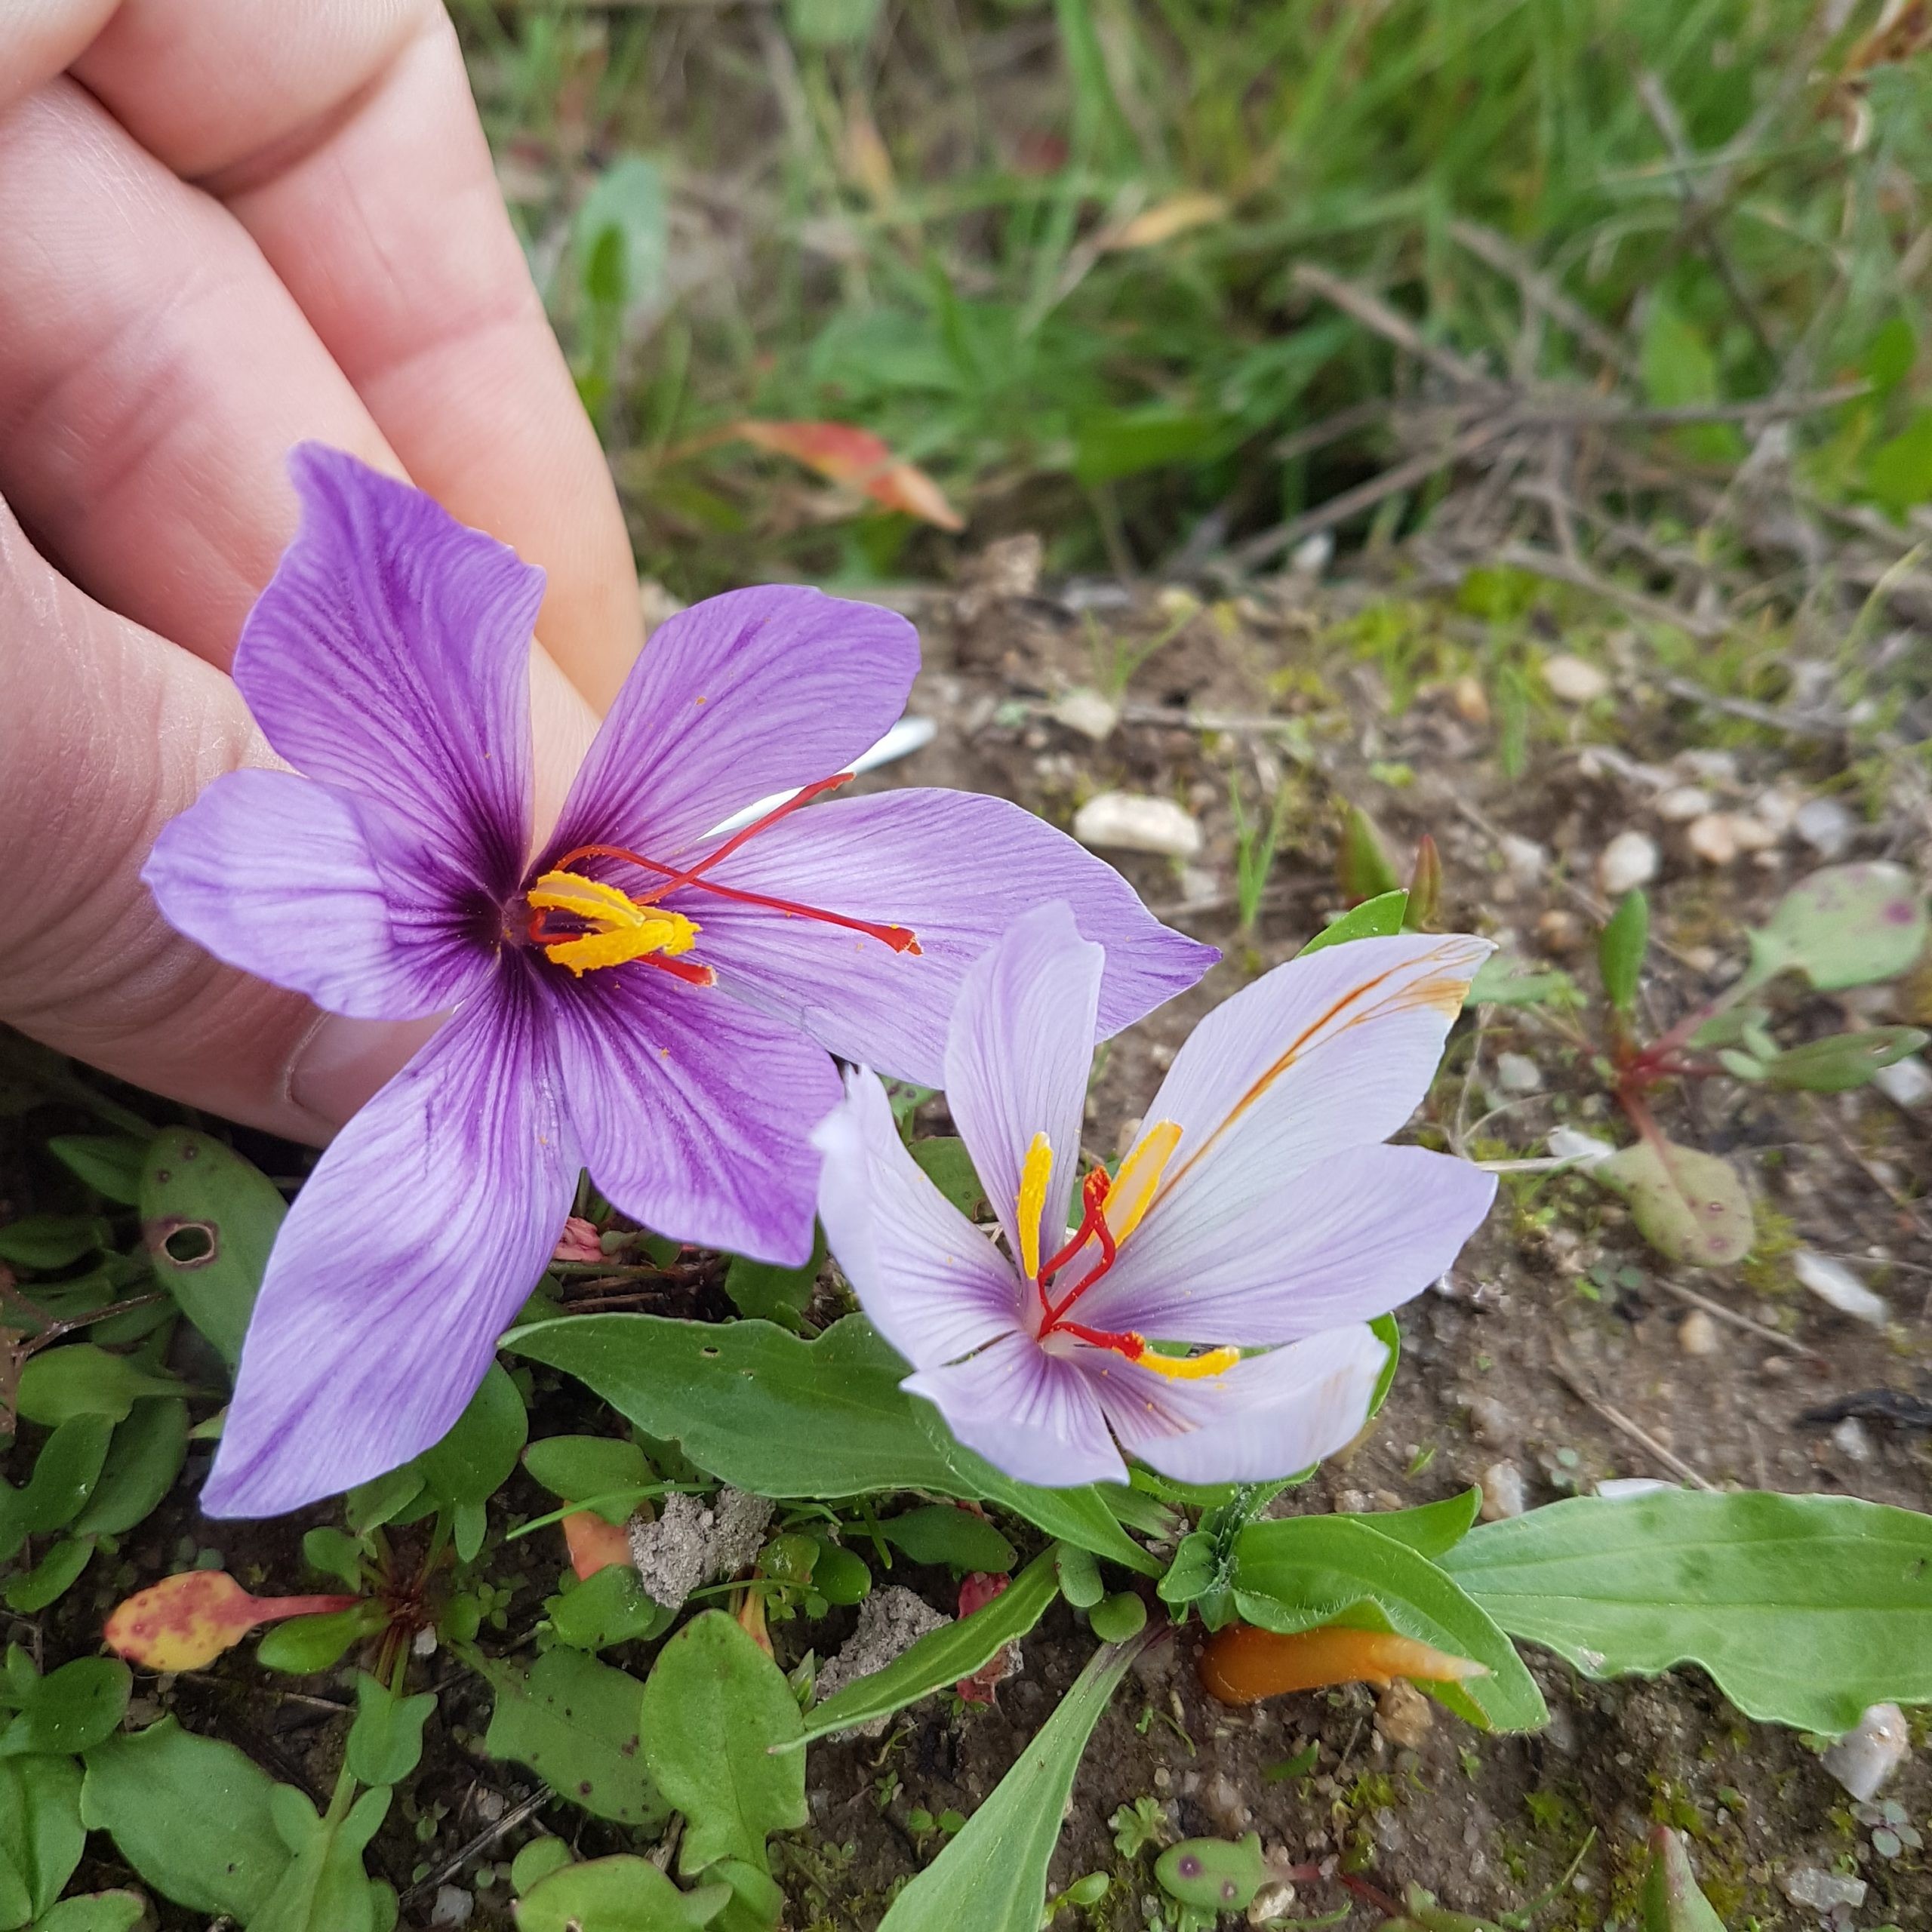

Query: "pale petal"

xmin=813 ymin=1068 xmax=1022 ymax=1370
xmin=903 ymin=1331 xmax=1128 ymax=1487
xmin=203 ymin=972 xmax=576 ymax=1517
xmin=942 ymin=903 xmax=1102 ymax=1282
xmin=685 ymin=789 xmax=1215 ymax=1085
xmin=1091 ymin=1326 xmax=1388 ymax=1484
xmin=1077 ymin=1143 xmax=1497 ymax=1343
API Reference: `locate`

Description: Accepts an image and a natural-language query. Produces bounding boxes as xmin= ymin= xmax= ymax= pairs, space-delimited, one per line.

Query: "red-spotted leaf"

xmin=104 ymin=1571 xmax=358 ymax=1672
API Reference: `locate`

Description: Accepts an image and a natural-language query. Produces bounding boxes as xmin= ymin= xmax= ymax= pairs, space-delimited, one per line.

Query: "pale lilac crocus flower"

xmin=143 ymin=448 xmax=1211 ymax=1516
xmin=814 ymin=904 xmax=1497 ymax=1486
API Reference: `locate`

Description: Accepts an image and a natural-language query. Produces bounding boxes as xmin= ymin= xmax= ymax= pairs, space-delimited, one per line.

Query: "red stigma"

xmin=1033 ymin=1167 xmax=1122 ymax=1337
xmin=545 ymin=774 xmax=922 ymax=959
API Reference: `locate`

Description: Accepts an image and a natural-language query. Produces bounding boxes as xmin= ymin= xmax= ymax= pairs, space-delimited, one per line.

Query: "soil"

xmin=11 ymin=557 xmax=1931 ymax=1930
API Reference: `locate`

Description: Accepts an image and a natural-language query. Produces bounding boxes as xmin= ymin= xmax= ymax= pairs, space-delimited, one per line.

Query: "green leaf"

xmin=573 ymin=154 xmax=669 ymax=313
xmin=139 ymin=1128 xmax=286 ymax=1368
xmin=0 ymin=1417 xmax=113 ymax=1553
xmin=4 ymin=1538 xmax=95 ymax=1614
xmin=302 ymin=1527 xmax=367 ymax=1591
xmin=1861 ymin=313 xmax=1917 ymax=394
xmin=1640 ymin=300 xmax=1743 ymax=464
xmin=0 ymin=1657 xmax=128 ymax=1758
xmin=1866 ymin=408 xmax=1932 ymax=517
xmin=910 ymin=1407 xmax=1160 ymax=1575
xmin=1054 ymin=1545 xmax=1103 ymax=1609
xmin=878 ymin=1505 xmax=1016 ymax=1573
xmin=0 ymin=1217 xmax=101 ymax=1272
xmin=509 ymin=1837 xmax=575 ymax=1895
xmin=81 ymin=1718 xmax=293 ymax=1919
xmin=1466 ymin=957 xmax=1580 ymax=1008
xmin=546 ymin=1566 xmax=675 ymax=1652
xmin=1598 ymin=890 xmax=1649 ymax=1013
xmin=723 ymin=1228 xmax=825 ymax=1331
xmin=1367 ymin=1312 xmax=1400 ymax=1421
xmin=1642 ymin=1827 xmax=1728 ymax=1932
xmin=248 ymin=1783 xmax=390 ymax=1932
xmin=1088 ymin=1592 xmax=1146 ymax=1641
xmin=638 ymin=1611 xmax=807 ymax=1875
xmin=515 ymin=1856 xmax=730 ymax=1932
xmin=785 ymin=0 xmax=882 ymax=49
xmin=345 ymin=1672 xmax=435 ymax=1788
xmin=1230 ymin=1515 xmax=1546 ymax=1731
xmin=702 ymin=1860 xmax=785 ymax=1932
xmin=1595 ymin=1137 xmax=1753 ymax=1269
xmin=1755 ymin=1026 xmax=1927 ymax=1093
xmin=505 ymin=1314 xmax=965 ymax=1498
xmin=413 ymin=1362 xmax=528 ymax=1509
xmin=1336 ymin=806 xmax=1402 ymax=904
xmin=809 ymin=1540 xmax=872 ymax=1605
xmin=1335 ymin=1488 xmax=1481 ymax=1561
xmin=14 ymin=1347 xmax=181 ymax=1429
xmin=0 ymin=1754 xmax=84 ymax=1928
xmin=71 ymin=1398 xmax=187 ymax=1539
xmin=1750 ymin=863 xmax=1928 ymax=994
xmin=798 ymin=1549 xmax=1060 ymax=1743
xmin=29 ymin=1890 xmax=147 ymax=1932
xmin=1298 ymin=891 xmax=1407 ymax=954
xmin=877 ymin=1635 xmax=1144 ymax=1932
xmin=344 ymin=1467 xmax=424 ymax=1537
xmin=480 ymin=1650 xmax=668 ymax=1828
xmin=47 ymin=1136 xmax=149 ymax=1207
xmin=1441 ymin=1489 xmax=1932 ymax=1734
xmin=256 ymin=1605 xmax=384 ymax=1676
xmin=909 ymin=1139 xmax=987 ymax=1219
xmin=524 ymin=1435 xmax=654 ymax=1516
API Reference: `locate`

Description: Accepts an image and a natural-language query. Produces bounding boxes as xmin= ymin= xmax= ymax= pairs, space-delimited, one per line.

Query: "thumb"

xmin=0 ymin=497 xmax=598 ymax=1143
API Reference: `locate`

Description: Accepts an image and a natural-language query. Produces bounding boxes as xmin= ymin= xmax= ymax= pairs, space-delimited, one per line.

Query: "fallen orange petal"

xmin=562 ymin=1509 xmax=634 ymax=1582
xmin=732 ymin=420 xmax=964 ymax=531
xmin=105 ymin=1570 xmax=359 ymax=1672
xmin=1199 ymin=1623 xmax=1488 ymax=1706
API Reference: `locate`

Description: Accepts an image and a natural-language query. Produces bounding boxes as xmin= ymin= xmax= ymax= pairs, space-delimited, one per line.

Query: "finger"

xmin=70 ymin=0 xmax=644 ymax=709
xmin=0 ymin=80 xmax=598 ymax=819
xmin=0 ymin=497 xmax=429 ymax=1141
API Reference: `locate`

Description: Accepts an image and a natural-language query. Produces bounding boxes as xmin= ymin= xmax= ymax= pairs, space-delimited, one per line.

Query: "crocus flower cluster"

xmin=815 ymin=905 xmax=1497 ymax=1486
xmin=145 ymin=448 xmax=1209 ymax=1516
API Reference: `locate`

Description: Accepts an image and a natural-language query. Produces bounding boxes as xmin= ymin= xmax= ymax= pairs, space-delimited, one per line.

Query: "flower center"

xmin=1019 ymin=1128 xmax=1238 ymax=1381
xmin=524 ymin=772 xmax=921 ymax=984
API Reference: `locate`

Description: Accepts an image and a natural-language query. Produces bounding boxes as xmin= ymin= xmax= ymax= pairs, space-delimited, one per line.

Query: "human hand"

xmin=0 ymin=0 xmax=641 ymax=1140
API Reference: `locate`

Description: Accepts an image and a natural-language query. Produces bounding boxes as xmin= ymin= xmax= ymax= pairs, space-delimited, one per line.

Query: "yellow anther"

xmin=530 ymin=869 xmax=700 ymax=978
xmin=1016 ymin=1132 xmax=1053 ymax=1280
xmin=1132 ymin=1342 xmax=1241 ymax=1382
xmin=1104 ymin=1119 xmax=1182 ymax=1246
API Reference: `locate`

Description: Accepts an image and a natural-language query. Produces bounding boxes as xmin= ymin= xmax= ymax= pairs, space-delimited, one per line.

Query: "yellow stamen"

xmin=1131 ymin=1339 xmax=1241 ymax=1381
xmin=529 ymin=869 xmax=701 ymax=978
xmin=1016 ymin=1132 xmax=1053 ymax=1280
xmin=1104 ymin=1120 xmax=1182 ymax=1245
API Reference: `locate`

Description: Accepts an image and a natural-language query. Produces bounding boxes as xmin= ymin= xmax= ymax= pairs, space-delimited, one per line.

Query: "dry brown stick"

xmin=1494 ymin=541 xmax=1729 ymax=641
xmin=1228 ymin=417 xmax=1513 ymax=571
xmin=399 ymin=1789 xmax=548 ymax=1907
xmin=1655 ymin=674 xmax=1844 ymax=740
xmin=1551 ymin=1349 xmax=1716 ymax=1491
xmin=1645 ymin=1275 xmax=1820 ymax=1361
xmin=1289 ymin=263 xmax=1500 ymax=392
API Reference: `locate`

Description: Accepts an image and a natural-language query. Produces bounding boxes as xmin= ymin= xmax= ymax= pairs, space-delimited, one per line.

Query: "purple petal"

xmin=541 ymin=586 xmax=918 ymax=866
xmin=683 ymin=789 xmax=1217 ymax=1086
xmin=943 ymin=903 xmax=1101 ymax=1281
xmin=203 ymin=974 xmax=576 ymax=1517
xmin=1079 ymin=1143 xmax=1497 ymax=1344
xmin=903 ymin=1331 xmax=1128 ymax=1487
xmin=814 ymin=1068 xmax=1023 ymax=1369
xmin=235 ymin=446 xmax=540 ymax=899
xmin=1134 ymin=933 xmax=1491 ymax=1214
xmin=143 ymin=769 xmax=488 ymax=1020
xmin=1091 ymin=1326 xmax=1387 ymax=1484
xmin=547 ymin=963 xmax=841 ymax=1266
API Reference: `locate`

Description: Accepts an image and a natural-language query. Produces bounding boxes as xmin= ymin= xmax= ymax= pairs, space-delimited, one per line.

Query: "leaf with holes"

xmin=139 ymin=1129 xmax=285 ymax=1368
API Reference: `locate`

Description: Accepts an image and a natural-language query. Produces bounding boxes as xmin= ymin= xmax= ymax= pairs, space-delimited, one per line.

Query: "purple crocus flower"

xmin=814 ymin=904 xmax=1497 ymax=1486
xmin=143 ymin=448 xmax=1211 ymax=1517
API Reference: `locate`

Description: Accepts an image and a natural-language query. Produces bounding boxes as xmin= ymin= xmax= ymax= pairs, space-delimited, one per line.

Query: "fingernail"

xmin=288 ymin=1012 xmax=444 ymax=1137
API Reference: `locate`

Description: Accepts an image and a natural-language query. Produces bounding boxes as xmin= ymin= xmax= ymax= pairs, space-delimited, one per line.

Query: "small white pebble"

xmin=1479 ymin=1461 xmax=1527 ymax=1521
xmin=1874 ymin=1057 xmax=1932 ymax=1109
xmin=1494 ymin=1051 xmax=1542 ymax=1094
xmin=1794 ymin=795 xmax=1856 ymax=860
xmin=1655 ymin=786 xmax=1713 ymax=823
xmin=430 ymin=1886 xmax=474 ymax=1928
xmin=1676 ymin=1310 xmax=1718 ymax=1356
xmin=1685 ymin=812 xmax=1739 ymax=866
xmin=1793 ymin=1248 xmax=1890 ymax=1327
xmin=1595 ymin=1477 xmax=1675 ymax=1500
xmin=1548 ymin=1127 xmax=1616 ymax=1168
xmin=1048 ymin=686 xmax=1120 ymax=743
xmin=1780 ymin=1868 xmax=1866 ymax=1912
xmin=1542 ymin=653 xmax=1611 ymax=703
xmin=1831 ymin=1417 xmax=1875 ymax=1463
xmin=1247 ymin=1881 xmax=1297 ymax=1925
xmin=1597 ymin=830 xmax=1659 ymax=897
xmin=1072 ymin=792 xmax=1202 ymax=859
xmin=1289 ymin=531 xmax=1334 ymax=577
xmin=1500 ymin=833 xmax=1546 ymax=881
